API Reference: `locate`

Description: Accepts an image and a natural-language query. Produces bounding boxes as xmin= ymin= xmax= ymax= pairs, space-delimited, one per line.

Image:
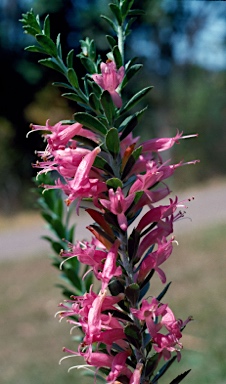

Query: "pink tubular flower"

xmin=64 ymin=146 xmax=107 ymax=208
xmin=129 ymin=363 xmax=143 ymax=384
xmin=29 ymin=120 xmax=83 ymax=152
xmin=98 ymin=240 xmax=122 ymax=290
xmin=92 ymin=61 xmax=124 ymax=108
xmin=131 ymin=298 xmax=167 ymax=337
xmin=137 ymin=237 xmax=173 ymax=284
xmin=100 ymin=187 xmax=134 ymax=231
xmin=141 ymin=130 xmax=198 ymax=153
xmin=153 ymin=333 xmax=182 ymax=362
xmin=106 ymin=351 xmax=132 ymax=383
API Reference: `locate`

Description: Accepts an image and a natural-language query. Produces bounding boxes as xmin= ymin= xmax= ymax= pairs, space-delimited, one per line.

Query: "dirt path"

xmin=0 ymin=179 xmax=226 ymax=261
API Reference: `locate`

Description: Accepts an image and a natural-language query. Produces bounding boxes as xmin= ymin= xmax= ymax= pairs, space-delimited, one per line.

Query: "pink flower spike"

xmin=92 ymin=61 xmax=124 ymax=108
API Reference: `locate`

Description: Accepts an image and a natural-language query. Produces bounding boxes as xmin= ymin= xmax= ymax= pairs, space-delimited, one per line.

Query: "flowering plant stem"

xmin=21 ymin=1 xmax=198 ymax=383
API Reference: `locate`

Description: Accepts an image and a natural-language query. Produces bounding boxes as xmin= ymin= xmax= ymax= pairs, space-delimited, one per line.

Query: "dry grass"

xmin=1 ymin=221 xmax=226 ymax=383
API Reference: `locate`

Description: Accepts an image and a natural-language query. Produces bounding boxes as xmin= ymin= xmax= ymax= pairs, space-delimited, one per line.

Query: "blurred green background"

xmin=1 ymin=1 xmax=226 ymax=383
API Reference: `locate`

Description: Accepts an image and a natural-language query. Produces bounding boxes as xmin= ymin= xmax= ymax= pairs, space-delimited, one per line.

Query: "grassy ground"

xmin=1 ymin=222 xmax=226 ymax=384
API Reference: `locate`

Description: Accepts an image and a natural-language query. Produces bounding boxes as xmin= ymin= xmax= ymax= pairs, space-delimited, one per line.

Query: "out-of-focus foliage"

xmin=0 ymin=0 xmax=226 ymax=212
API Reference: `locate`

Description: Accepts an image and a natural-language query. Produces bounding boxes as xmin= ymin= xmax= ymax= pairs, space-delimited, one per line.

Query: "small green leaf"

xmin=74 ymin=112 xmax=107 ymax=135
xmin=52 ymin=82 xmax=73 ymax=90
xmin=93 ymin=156 xmax=114 ymax=174
xmin=89 ymin=93 xmax=100 ymax=111
xmin=80 ymin=57 xmax=96 ymax=74
xmin=109 ymin=3 xmax=122 ymax=25
xmin=119 ymin=107 xmax=147 ymax=140
xmin=92 ymin=81 xmax=103 ymax=98
xmin=125 ymin=283 xmax=140 ymax=306
xmin=67 ymin=68 xmax=79 ymax=89
xmin=124 ymin=324 xmax=141 ymax=348
xmin=128 ymin=228 xmax=140 ymax=261
xmin=89 ymin=39 xmax=96 ymax=61
xmin=121 ymin=145 xmax=143 ymax=179
xmin=169 ymin=370 xmax=191 ymax=384
xmin=106 ymin=35 xmax=117 ymax=49
xmin=25 ymin=45 xmax=46 ymax=54
xmin=152 ymin=356 xmax=177 ymax=383
xmin=108 ymin=278 xmax=125 ymax=296
xmin=106 ymin=178 xmax=123 ymax=190
xmin=38 ymin=58 xmax=64 ymax=74
xmin=112 ymin=45 xmax=123 ymax=68
xmin=106 ymin=128 xmax=120 ymax=156
xmin=156 ymin=282 xmax=172 ymax=302
xmin=43 ymin=14 xmax=50 ymax=37
xmin=121 ymin=64 xmax=143 ymax=89
xmin=62 ymin=93 xmax=85 ymax=103
xmin=101 ymin=90 xmax=116 ymax=124
xmin=36 ymin=34 xmax=57 ymax=57
xmin=139 ymin=281 xmax=150 ymax=301
xmin=145 ymin=354 xmax=159 ymax=377
xmin=100 ymin=14 xmax=118 ymax=32
xmin=128 ymin=9 xmax=146 ymax=16
xmin=56 ymin=33 xmax=62 ymax=58
xmin=66 ymin=49 xmax=74 ymax=68
xmin=121 ymin=0 xmax=134 ymax=19
xmin=120 ymin=86 xmax=153 ymax=114
xmin=124 ymin=17 xmax=137 ymax=37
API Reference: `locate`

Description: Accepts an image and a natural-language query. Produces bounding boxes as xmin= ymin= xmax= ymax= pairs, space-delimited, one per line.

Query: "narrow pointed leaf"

xmin=109 ymin=3 xmax=122 ymax=25
xmin=112 ymin=45 xmax=123 ymax=68
xmin=43 ymin=14 xmax=50 ymax=37
xmin=125 ymin=324 xmax=141 ymax=348
xmin=125 ymin=283 xmax=140 ymax=306
xmin=74 ymin=112 xmax=107 ymax=135
xmin=25 ymin=45 xmax=46 ymax=54
xmin=121 ymin=0 xmax=134 ymax=18
xmin=106 ymin=128 xmax=120 ymax=156
xmin=120 ymin=86 xmax=153 ymax=114
xmin=38 ymin=58 xmax=64 ymax=74
xmin=67 ymin=68 xmax=79 ymax=89
xmin=152 ymin=356 xmax=177 ymax=383
xmin=52 ymin=82 xmax=73 ymax=90
xmin=101 ymin=90 xmax=116 ymax=124
xmin=80 ymin=57 xmax=97 ymax=74
xmin=66 ymin=49 xmax=74 ymax=68
xmin=128 ymin=9 xmax=146 ymax=16
xmin=62 ymin=93 xmax=85 ymax=103
xmin=89 ymin=39 xmax=96 ymax=61
xmin=86 ymin=208 xmax=114 ymax=237
xmin=106 ymin=35 xmax=117 ymax=49
xmin=93 ymin=156 xmax=114 ymax=174
xmin=100 ymin=14 xmax=118 ymax=32
xmin=36 ymin=34 xmax=57 ymax=57
xmin=89 ymin=92 xmax=100 ymax=111
xmin=121 ymin=64 xmax=143 ymax=89
xmin=119 ymin=107 xmax=147 ymax=140
xmin=87 ymin=225 xmax=114 ymax=250
xmin=121 ymin=145 xmax=143 ymax=179
xmin=169 ymin=370 xmax=191 ymax=384
xmin=157 ymin=282 xmax=172 ymax=302
xmin=56 ymin=33 xmax=62 ymax=58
